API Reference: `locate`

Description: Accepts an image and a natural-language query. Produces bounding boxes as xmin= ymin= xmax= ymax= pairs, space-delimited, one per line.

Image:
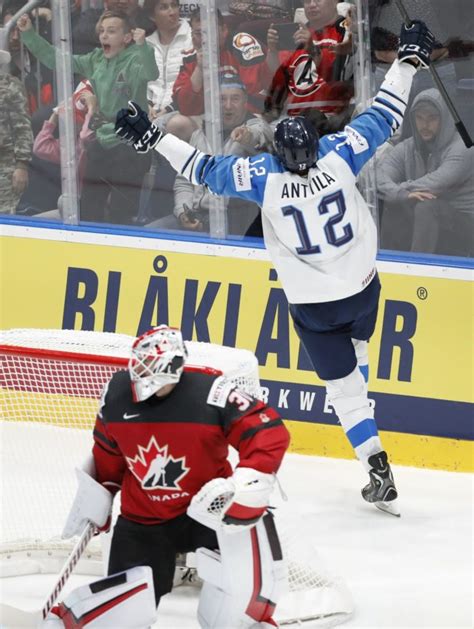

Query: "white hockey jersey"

xmin=156 ymin=60 xmax=417 ymax=303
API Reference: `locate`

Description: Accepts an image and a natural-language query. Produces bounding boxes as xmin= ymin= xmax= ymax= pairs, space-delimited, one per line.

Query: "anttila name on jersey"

xmin=281 ymin=171 xmax=336 ymax=200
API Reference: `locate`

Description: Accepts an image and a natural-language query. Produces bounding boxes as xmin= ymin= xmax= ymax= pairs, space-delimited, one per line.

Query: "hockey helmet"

xmin=129 ymin=325 xmax=188 ymax=402
xmin=274 ymin=116 xmax=319 ymax=173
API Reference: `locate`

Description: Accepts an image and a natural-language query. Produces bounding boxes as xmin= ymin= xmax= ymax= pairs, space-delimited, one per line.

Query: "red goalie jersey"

xmin=93 ymin=369 xmax=290 ymax=524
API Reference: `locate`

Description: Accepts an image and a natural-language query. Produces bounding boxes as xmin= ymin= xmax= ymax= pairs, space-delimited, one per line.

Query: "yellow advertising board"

xmin=1 ymin=227 xmax=472 ymax=471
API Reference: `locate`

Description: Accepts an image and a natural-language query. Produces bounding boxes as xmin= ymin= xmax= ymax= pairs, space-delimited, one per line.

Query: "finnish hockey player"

xmin=115 ymin=21 xmax=435 ymax=518
xmin=52 ymin=325 xmax=290 ymax=628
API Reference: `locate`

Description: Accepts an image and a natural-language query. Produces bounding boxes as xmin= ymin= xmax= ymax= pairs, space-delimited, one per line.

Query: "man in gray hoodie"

xmin=377 ymin=87 xmax=474 ymax=257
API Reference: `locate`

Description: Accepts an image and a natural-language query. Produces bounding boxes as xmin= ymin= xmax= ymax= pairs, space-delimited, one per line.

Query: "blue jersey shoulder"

xmin=318 ymin=106 xmax=394 ymax=176
xmin=199 ymin=152 xmax=284 ymax=205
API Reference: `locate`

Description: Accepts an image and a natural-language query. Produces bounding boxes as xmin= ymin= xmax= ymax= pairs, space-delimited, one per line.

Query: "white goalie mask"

xmin=129 ymin=326 xmax=188 ymax=402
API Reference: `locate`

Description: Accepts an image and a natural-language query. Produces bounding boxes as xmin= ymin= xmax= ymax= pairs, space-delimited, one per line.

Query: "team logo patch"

xmin=207 ymin=376 xmax=235 ymax=408
xmin=232 ymin=159 xmax=252 ymax=191
xmin=288 ymin=54 xmax=323 ymax=97
xmin=345 ymin=126 xmax=369 ymax=154
xmin=126 ymin=436 xmax=189 ymax=491
xmin=232 ymin=32 xmax=264 ymax=62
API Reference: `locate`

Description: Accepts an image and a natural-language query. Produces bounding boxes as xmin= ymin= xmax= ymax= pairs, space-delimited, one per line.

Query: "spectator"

xmin=1 ymin=3 xmax=54 ymax=112
xmin=153 ymin=72 xmax=273 ymax=236
xmin=72 ymin=0 xmax=155 ymax=55
xmin=378 ymin=88 xmax=474 ymax=257
xmin=0 ymin=48 xmax=33 ymax=214
xmin=170 ymin=8 xmax=272 ymax=116
xmin=145 ymin=0 xmax=192 ymax=118
xmin=18 ymin=10 xmax=159 ymax=224
xmin=33 ymin=81 xmax=96 ymax=193
xmin=266 ymin=0 xmax=351 ymax=81
xmin=132 ymin=0 xmax=192 ymax=223
xmin=264 ymin=0 xmax=353 ymax=131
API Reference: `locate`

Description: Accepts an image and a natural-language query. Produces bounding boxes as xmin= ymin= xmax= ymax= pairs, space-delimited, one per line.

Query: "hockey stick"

xmin=393 ymin=0 xmax=473 ymax=148
xmin=0 ymin=520 xmax=97 ymax=627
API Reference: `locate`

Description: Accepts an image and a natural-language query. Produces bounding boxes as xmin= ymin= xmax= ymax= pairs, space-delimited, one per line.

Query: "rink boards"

xmin=1 ymin=223 xmax=473 ymax=472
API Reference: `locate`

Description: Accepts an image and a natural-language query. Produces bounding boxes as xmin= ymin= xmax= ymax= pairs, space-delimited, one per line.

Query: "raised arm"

xmin=18 ymin=13 xmax=94 ymax=77
xmin=318 ymin=20 xmax=435 ymax=177
xmin=114 ymin=101 xmax=278 ymax=205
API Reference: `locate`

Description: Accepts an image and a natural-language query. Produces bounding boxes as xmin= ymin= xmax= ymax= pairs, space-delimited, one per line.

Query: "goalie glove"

xmin=398 ymin=20 xmax=435 ymax=69
xmin=187 ymin=467 xmax=275 ymax=534
xmin=115 ymin=101 xmax=163 ymax=154
xmin=62 ymin=468 xmax=113 ymax=539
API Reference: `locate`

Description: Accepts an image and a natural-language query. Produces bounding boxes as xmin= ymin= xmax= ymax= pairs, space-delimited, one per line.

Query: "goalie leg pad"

xmin=45 ymin=566 xmax=156 ymax=628
xmin=196 ymin=513 xmax=286 ymax=628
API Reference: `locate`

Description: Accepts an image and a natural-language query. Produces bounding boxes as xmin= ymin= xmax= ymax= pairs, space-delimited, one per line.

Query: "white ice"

xmin=1 ymin=452 xmax=473 ymax=628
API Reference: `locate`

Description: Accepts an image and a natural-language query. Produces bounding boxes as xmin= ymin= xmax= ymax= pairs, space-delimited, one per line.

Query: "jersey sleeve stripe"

xmin=378 ymin=87 xmax=407 ymax=107
xmin=197 ymin=155 xmax=212 ymax=182
xmin=181 ymin=147 xmax=198 ymax=176
xmin=373 ymin=95 xmax=404 ymax=119
xmin=240 ymin=418 xmax=285 ymax=442
xmin=371 ymin=105 xmax=400 ymax=132
xmin=93 ymin=427 xmax=119 ymax=450
xmin=93 ymin=441 xmax=122 ymax=460
xmin=182 ymin=149 xmax=205 ymax=184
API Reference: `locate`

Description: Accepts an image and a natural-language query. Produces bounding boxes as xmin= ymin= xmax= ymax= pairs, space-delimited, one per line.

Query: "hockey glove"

xmin=62 ymin=468 xmax=113 ymax=539
xmin=221 ymin=467 xmax=275 ymax=532
xmin=187 ymin=468 xmax=275 ymax=534
xmin=398 ymin=20 xmax=435 ymax=68
xmin=115 ymin=101 xmax=163 ymax=154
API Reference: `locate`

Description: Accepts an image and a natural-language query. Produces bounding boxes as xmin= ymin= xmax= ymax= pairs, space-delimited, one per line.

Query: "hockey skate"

xmin=362 ymin=451 xmax=400 ymax=517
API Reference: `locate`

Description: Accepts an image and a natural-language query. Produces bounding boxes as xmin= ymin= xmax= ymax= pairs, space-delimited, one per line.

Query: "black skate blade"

xmin=375 ymin=499 xmax=400 ymax=517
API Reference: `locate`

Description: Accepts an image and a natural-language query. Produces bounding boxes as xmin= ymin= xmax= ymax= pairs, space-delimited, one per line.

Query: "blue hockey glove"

xmin=398 ymin=20 xmax=435 ymax=68
xmin=115 ymin=101 xmax=163 ymax=154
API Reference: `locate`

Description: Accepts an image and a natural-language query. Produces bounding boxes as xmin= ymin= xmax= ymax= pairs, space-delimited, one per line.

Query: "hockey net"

xmin=0 ymin=328 xmax=353 ymax=625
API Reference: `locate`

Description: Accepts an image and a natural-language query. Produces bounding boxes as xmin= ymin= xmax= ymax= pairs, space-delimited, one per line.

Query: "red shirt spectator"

xmin=264 ymin=0 xmax=353 ymax=125
xmin=170 ymin=8 xmax=272 ymax=115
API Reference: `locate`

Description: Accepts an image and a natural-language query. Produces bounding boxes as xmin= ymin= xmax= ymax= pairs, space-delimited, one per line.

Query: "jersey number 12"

xmin=282 ymin=190 xmax=353 ymax=255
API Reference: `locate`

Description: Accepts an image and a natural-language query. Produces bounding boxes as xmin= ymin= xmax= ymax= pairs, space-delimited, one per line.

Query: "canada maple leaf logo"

xmin=126 ymin=436 xmax=190 ymax=491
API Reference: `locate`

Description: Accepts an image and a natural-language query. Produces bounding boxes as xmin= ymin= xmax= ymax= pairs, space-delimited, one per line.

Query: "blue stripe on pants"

xmin=346 ymin=418 xmax=378 ymax=448
xmin=359 ymin=364 xmax=369 ymax=383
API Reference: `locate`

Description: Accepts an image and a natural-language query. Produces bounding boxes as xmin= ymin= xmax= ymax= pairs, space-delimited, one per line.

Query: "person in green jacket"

xmin=18 ymin=10 xmax=159 ymax=224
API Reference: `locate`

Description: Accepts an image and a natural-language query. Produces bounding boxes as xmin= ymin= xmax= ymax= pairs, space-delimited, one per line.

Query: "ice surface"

xmin=1 ymin=453 xmax=472 ymax=628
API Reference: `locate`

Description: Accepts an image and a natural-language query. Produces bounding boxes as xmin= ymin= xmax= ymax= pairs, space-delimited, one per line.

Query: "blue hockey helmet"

xmin=274 ymin=116 xmax=319 ymax=173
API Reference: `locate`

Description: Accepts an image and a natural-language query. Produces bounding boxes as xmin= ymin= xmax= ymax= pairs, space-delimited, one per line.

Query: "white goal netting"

xmin=0 ymin=328 xmax=353 ymax=625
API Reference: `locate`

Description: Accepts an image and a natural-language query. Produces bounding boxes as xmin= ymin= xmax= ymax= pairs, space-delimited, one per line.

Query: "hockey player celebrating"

xmin=115 ymin=21 xmax=434 ymax=517
xmin=60 ymin=325 xmax=290 ymax=628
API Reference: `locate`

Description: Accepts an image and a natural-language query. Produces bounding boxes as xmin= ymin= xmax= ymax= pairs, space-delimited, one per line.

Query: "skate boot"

xmin=362 ymin=451 xmax=400 ymax=516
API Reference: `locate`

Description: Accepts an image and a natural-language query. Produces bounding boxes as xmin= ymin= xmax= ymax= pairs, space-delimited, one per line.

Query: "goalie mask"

xmin=274 ymin=116 xmax=319 ymax=173
xmin=129 ymin=326 xmax=188 ymax=402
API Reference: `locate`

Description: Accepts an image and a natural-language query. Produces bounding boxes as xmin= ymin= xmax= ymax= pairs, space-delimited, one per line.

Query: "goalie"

xmin=59 ymin=325 xmax=290 ymax=628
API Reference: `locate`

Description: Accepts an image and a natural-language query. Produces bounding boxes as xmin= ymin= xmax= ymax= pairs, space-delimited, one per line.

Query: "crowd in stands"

xmin=0 ymin=0 xmax=472 ymax=255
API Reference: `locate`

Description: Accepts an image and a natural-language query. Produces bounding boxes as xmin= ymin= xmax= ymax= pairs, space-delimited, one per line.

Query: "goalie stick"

xmin=0 ymin=520 xmax=97 ymax=627
xmin=392 ymin=0 xmax=473 ymax=148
